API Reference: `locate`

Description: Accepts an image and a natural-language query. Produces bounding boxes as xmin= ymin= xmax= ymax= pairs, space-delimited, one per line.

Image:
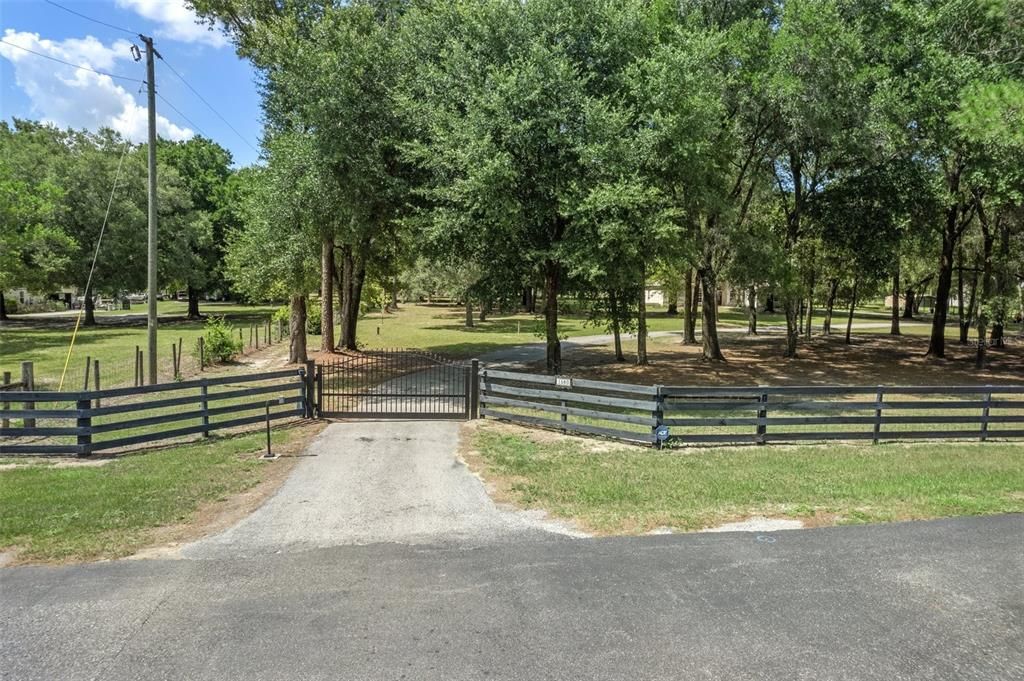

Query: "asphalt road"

xmin=3 ymin=422 xmax=1022 ymax=679
xmin=2 ymin=514 xmax=1022 ymax=680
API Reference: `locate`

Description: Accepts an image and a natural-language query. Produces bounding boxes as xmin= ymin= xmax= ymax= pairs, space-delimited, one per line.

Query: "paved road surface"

xmin=2 ymin=421 xmax=1022 ymax=680
xmin=186 ymin=422 xmax=577 ymax=559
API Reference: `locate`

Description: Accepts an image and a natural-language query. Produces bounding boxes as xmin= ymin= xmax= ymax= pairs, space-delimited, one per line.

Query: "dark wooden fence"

xmin=1 ymin=366 xmax=312 ymax=456
xmin=479 ymin=369 xmax=1024 ymax=447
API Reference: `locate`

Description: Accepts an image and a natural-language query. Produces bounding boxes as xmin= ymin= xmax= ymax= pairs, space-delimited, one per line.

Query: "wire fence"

xmin=5 ymin=316 xmax=290 ymax=393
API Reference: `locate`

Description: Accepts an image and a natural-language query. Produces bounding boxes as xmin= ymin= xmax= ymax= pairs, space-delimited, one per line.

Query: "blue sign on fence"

xmin=655 ymin=425 xmax=670 ymax=442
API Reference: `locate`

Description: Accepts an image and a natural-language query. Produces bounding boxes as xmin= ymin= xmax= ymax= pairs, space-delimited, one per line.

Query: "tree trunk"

xmin=609 ymin=290 xmax=624 ymax=362
xmin=83 ymin=286 xmax=96 ymax=327
xmin=960 ymin=264 xmax=978 ymax=345
xmin=479 ymin=302 xmax=490 ymax=322
xmin=186 ymin=286 xmax=201 ymax=319
xmin=338 ymin=246 xmax=355 ymax=350
xmin=746 ymin=285 xmax=757 ymax=335
xmin=543 ymin=260 xmax=561 ymax=374
xmin=804 ymin=267 xmax=815 ymax=339
xmin=845 ymin=279 xmax=859 ymax=345
xmin=637 ymin=279 xmax=649 ymax=366
xmin=698 ymin=260 xmax=724 ymax=362
xmin=321 ymin=236 xmax=335 ymax=352
xmin=990 ymin=221 xmax=1011 ymax=349
xmin=927 ymin=171 xmax=968 ymax=358
xmin=464 ymin=299 xmax=474 ymax=328
xmin=345 ymin=261 xmax=365 ymax=349
xmin=975 ymin=202 xmax=994 ymax=369
xmin=764 ymin=293 xmax=775 ymax=314
xmin=0 ymin=291 xmax=7 ymax=321
xmin=798 ymin=300 xmax=805 ymax=336
xmin=890 ymin=267 xmax=900 ymax=335
xmin=823 ymin=279 xmax=838 ymax=335
xmin=289 ymin=294 xmax=307 ymax=364
xmin=903 ymin=288 xmax=915 ymax=319
xmin=682 ymin=268 xmax=697 ymax=344
xmin=782 ymin=301 xmax=798 ymax=358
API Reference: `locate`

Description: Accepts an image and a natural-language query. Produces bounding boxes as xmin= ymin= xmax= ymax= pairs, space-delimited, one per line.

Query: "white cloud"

xmin=0 ymin=30 xmax=193 ymax=142
xmin=116 ymin=0 xmax=227 ymax=47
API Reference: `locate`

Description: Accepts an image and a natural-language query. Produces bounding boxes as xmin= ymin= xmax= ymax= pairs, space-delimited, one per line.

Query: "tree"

xmin=0 ymin=121 xmax=72 ymax=319
xmin=399 ymin=0 xmax=652 ymax=373
xmin=158 ymin=136 xmax=234 ymax=318
xmin=224 ymin=133 xmax=323 ymax=363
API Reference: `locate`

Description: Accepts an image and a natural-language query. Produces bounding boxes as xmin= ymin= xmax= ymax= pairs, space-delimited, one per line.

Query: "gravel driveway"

xmin=185 ymin=421 xmax=578 ymax=559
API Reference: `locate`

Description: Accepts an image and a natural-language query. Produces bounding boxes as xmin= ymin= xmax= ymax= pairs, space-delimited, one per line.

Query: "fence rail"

xmin=479 ymin=369 xmax=1024 ymax=447
xmin=0 ymin=366 xmax=312 ymax=456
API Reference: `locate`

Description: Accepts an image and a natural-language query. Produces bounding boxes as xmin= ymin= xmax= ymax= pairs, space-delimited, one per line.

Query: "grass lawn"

xmin=466 ymin=423 xmax=1024 ymax=534
xmin=1 ymin=302 xmax=279 ymax=388
xmin=0 ymin=424 xmax=314 ymax=563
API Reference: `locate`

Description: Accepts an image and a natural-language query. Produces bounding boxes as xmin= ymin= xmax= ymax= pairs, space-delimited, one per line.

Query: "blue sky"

xmin=0 ymin=0 xmax=263 ymax=166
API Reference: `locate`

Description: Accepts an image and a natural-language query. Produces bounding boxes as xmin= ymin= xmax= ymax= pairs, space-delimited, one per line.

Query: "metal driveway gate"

xmin=316 ymin=349 xmax=478 ymax=419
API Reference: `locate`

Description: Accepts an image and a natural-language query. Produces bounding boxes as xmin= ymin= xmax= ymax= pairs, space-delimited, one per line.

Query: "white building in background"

xmin=644 ymin=283 xmax=744 ymax=307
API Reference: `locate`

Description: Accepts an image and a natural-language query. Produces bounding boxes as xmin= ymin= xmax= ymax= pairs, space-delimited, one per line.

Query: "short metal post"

xmin=82 ymin=355 xmax=91 ymax=390
xmin=304 ymin=360 xmax=316 ymax=418
xmin=200 ymin=380 xmax=210 ymax=437
xmin=93 ymin=360 xmax=101 ymax=408
xmin=21 ymin=361 xmax=34 ymax=428
xmin=873 ymin=386 xmax=884 ymax=444
xmin=172 ymin=342 xmax=178 ymax=377
xmin=981 ymin=387 xmax=992 ymax=442
xmin=198 ymin=336 xmax=205 ymax=371
xmin=256 ymin=326 xmax=260 ymax=350
xmin=2 ymin=371 xmax=10 ymax=429
xmin=756 ymin=389 xmax=768 ymax=445
xmin=76 ymin=397 xmax=92 ymax=457
xmin=134 ymin=346 xmax=140 ymax=386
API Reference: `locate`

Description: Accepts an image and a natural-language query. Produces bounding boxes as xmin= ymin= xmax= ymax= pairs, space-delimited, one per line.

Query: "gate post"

xmin=304 ymin=360 xmax=316 ymax=418
xmin=468 ymin=359 xmax=480 ymax=419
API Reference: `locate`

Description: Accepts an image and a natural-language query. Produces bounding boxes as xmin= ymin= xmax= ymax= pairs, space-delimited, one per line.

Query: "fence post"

xmin=2 ymin=371 xmax=10 ymax=429
xmin=981 ymin=386 xmax=992 ymax=442
xmin=21 ymin=361 xmax=34 ymax=428
xmin=756 ymin=388 xmax=768 ymax=445
xmin=652 ymin=385 xmax=665 ymax=449
xmin=76 ymin=397 xmax=92 ymax=457
xmin=93 ymin=360 xmax=101 ymax=408
xmin=470 ymin=359 xmax=480 ymax=419
xmin=304 ymin=360 xmax=316 ymax=418
xmin=199 ymin=379 xmax=210 ymax=437
xmin=478 ymin=369 xmax=488 ymax=419
xmin=76 ymin=397 xmax=92 ymax=456
xmin=873 ymin=386 xmax=884 ymax=444
xmin=82 ymin=355 xmax=91 ymax=390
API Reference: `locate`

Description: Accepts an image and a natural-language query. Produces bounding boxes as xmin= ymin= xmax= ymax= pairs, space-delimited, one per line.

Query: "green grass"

xmin=470 ymin=426 xmax=1024 ymax=533
xmin=1 ymin=302 xmax=278 ymax=387
xmin=0 ymin=427 xmax=303 ymax=563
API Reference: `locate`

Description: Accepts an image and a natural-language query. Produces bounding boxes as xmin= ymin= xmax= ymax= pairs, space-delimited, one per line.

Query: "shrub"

xmin=274 ymin=301 xmax=321 ymax=335
xmin=196 ymin=316 xmax=242 ymax=366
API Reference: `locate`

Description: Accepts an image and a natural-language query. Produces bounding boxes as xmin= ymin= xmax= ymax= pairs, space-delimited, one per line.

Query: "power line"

xmin=155 ymin=91 xmax=208 ymax=139
xmin=0 ymin=39 xmax=144 ymax=83
xmin=157 ymin=55 xmax=261 ymax=155
xmin=43 ymin=0 xmax=139 ymax=37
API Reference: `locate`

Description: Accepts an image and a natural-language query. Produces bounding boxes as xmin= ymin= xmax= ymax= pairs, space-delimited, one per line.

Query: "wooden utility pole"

xmin=142 ymin=34 xmax=159 ymax=385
